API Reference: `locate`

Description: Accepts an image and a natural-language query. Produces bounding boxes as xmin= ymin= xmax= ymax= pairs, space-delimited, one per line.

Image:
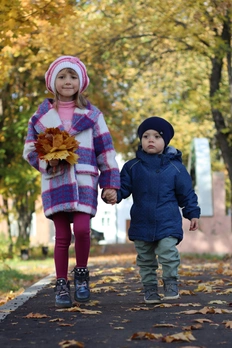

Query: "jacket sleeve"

xmin=117 ymin=163 xmax=132 ymax=203
xmin=93 ymin=113 xmax=120 ymax=189
xmin=23 ymin=114 xmax=49 ymax=174
xmin=175 ymin=165 xmax=201 ymax=220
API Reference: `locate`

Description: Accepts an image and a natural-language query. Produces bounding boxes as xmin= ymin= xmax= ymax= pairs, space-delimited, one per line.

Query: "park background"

xmin=0 ymin=0 xmax=231 ymax=257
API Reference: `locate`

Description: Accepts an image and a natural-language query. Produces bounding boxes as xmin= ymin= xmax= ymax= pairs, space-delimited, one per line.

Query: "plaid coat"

xmin=23 ymin=98 xmax=120 ymax=218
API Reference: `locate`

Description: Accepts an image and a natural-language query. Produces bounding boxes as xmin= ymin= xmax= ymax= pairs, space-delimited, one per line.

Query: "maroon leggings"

xmin=53 ymin=212 xmax=91 ymax=280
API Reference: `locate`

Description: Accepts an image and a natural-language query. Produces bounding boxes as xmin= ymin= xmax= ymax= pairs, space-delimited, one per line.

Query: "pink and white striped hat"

xmin=45 ymin=56 xmax=90 ymax=94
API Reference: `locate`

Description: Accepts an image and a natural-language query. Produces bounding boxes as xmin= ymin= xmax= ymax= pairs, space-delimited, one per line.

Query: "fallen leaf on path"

xmin=218 ymin=288 xmax=232 ymax=295
xmin=127 ymin=306 xmax=150 ymax=311
xmin=194 ymin=318 xmax=213 ymax=323
xmin=130 ymin=332 xmax=163 ymax=340
xmin=182 ymin=324 xmax=202 ymax=330
xmin=82 ymin=300 xmax=100 ymax=306
xmin=59 ymin=340 xmax=84 ymax=348
xmin=154 ymin=302 xmax=201 ymax=308
xmin=153 ymin=323 xmax=176 ymax=328
xmin=122 ymin=319 xmax=130 ymax=323
xmin=57 ymin=307 xmax=101 ymax=314
xmin=154 ymin=303 xmax=173 ymax=308
xmin=91 ymin=286 xmax=118 ymax=293
xmin=113 ymin=327 xmax=124 ymax=330
xmin=223 ymin=320 xmax=232 ymax=328
xmin=23 ymin=312 xmax=50 ymax=319
xmin=180 ymin=290 xmax=196 ymax=296
xmin=180 ymin=306 xmax=232 ymax=315
xmin=194 ymin=284 xmax=213 ymax=293
xmin=49 ymin=318 xmax=65 ymax=322
xmin=208 ymin=300 xmax=227 ymax=305
xmin=99 ymin=275 xmax=125 ymax=284
xmin=162 ymin=331 xmax=196 ymax=343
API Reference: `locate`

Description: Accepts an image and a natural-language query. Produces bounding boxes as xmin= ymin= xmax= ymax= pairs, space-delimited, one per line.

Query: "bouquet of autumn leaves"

xmin=34 ymin=127 xmax=79 ymax=165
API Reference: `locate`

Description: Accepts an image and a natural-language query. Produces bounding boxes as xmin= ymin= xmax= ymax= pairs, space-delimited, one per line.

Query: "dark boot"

xmin=54 ymin=278 xmax=72 ymax=308
xmin=73 ymin=267 xmax=90 ymax=302
xmin=163 ymin=278 xmax=180 ymax=300
xmin=144 ymin=285 xmax=161 ymax=304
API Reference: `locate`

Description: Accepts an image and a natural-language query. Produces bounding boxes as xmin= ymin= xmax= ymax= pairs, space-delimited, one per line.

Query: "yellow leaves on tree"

xmin=34 ymin=127 xmax=79 ymax=165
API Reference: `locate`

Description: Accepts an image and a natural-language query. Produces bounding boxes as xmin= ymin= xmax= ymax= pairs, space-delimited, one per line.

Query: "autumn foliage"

xmin=34 ymin=128 xmax=79 ymax=165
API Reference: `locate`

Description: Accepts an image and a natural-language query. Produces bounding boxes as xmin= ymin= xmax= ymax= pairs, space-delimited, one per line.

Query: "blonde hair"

xmin=53 ymin=68 xmax=88 ymax=110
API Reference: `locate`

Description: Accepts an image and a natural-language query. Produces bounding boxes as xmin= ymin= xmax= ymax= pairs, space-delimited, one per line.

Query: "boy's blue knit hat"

xmin=137 ymin=116 xmax=174 ymax=147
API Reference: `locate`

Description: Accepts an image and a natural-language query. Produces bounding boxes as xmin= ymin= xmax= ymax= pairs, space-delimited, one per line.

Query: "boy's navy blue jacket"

xmin=117 ymin=145 xmax=200 ymax=243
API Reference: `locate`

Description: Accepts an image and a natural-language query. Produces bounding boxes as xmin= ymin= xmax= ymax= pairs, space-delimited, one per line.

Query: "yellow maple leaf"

xmin=223 ymin=320 xmax=232 ymax=328
xmin=34 ymin=127 xmax=79 ymax=165
xmin=23 ymin=312 xmax=50 ymax=319
xmin=59 ymin=340 xmax=84 ymax=348
xmin=162 ymin=331 xmax=196 ymax=343
xmin=130 ymin=331 xmax=163 ymax=340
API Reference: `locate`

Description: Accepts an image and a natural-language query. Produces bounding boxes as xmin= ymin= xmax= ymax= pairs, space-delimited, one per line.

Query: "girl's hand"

xmin=102 ymin=189 xmax=117 ymax=205
xmin=49 ymin=159 xmax=59 ymax=167
xmin=189 ymin=218 xmax=199 ymax=231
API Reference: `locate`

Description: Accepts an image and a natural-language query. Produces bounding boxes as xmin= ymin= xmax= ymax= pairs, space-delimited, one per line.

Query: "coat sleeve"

xmin=175 ymin=165 xmax=201 ymax=220
xmin=117 ymin=163 xmax=133 ymax=203
xmin=23 ymin=114 xmax=48 ymax=174
xmin=93 ymin=113 xmax=120 ymax=189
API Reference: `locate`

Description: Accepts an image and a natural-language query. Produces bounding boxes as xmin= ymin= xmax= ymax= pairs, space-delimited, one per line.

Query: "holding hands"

xmin=102 ymin=189 xmax=117 ymax=205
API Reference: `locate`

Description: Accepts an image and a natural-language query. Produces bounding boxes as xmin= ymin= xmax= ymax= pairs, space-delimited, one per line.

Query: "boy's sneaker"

xmin=54 ymin=278 xmax=72 ymax=308
xmin=163 ymin=279 xmax=180 ymax=300
xmin=144 ymin=286 xmax=161 ymax=304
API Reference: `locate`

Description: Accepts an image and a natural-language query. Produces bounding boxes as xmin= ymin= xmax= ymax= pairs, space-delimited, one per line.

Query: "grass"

xmin=0 ymin=256 xmax=56 ymax=305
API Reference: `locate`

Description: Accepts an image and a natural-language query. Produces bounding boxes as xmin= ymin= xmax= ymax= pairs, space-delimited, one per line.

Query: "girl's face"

xmin=141 ymin=129 xmax=165 ymax=154
xmin=55 ymin=68 xmax=80 ymax=101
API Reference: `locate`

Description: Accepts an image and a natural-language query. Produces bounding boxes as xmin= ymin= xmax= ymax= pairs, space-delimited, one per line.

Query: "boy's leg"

xmin=134 ymin=240 xmax=161 ymax=303
xmin=155 ymin=236 xmax=180 ymax=299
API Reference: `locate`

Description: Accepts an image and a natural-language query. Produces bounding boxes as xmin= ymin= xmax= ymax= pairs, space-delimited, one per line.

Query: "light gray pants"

xmin=134 ymin=237 xmax=180 ymax=288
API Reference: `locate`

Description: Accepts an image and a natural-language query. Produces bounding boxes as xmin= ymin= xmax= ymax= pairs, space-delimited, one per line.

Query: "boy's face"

xmin=141 ymin=129 xmax=165 ymax=154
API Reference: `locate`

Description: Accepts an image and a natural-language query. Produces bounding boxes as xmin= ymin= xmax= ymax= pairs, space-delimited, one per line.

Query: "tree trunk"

xmin=209 ymin=16 xmax=232 ymax=230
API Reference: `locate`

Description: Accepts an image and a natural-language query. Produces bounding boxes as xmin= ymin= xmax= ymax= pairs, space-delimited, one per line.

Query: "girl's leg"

xmin=53 ymin=212 xmax=72 ymax=280
xmin=72 ymin=212 xmax=91 ymax=302
xmin=52 ymin=212 xmax=72 ymax=308
xmin=72 ymin=212 xmax=91 ymax=267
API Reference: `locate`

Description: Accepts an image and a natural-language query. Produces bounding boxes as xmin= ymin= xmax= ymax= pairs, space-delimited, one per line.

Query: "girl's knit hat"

xmin=45 ymin=56 xmax=90 ymax=94
xmin=137 ymin=116 xmax=174 ymax=147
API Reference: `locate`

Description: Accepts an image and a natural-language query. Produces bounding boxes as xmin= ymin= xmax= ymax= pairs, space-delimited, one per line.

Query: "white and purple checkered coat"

xmin=23 ymin=98 xmax=120 ymax=219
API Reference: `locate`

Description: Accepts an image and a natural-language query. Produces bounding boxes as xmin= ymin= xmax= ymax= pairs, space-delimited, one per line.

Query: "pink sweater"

xmin=58 ymin=100 xmax=75 ymax=131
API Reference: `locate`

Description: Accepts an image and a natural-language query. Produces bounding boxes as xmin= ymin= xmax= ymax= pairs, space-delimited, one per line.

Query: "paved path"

xmin=0 ymin=254 xmax=232 ymax=347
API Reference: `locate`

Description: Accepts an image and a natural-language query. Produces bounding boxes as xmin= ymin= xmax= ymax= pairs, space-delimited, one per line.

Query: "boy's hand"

xmin=102 ymin=189 xmax=117 ymax=205
xmin=189 ymin=218 xmax=199 ymax=231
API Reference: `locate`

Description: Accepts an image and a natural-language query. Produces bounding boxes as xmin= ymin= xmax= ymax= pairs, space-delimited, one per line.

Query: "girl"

xmin=23 ymin=56 xmax=120 ymax=308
